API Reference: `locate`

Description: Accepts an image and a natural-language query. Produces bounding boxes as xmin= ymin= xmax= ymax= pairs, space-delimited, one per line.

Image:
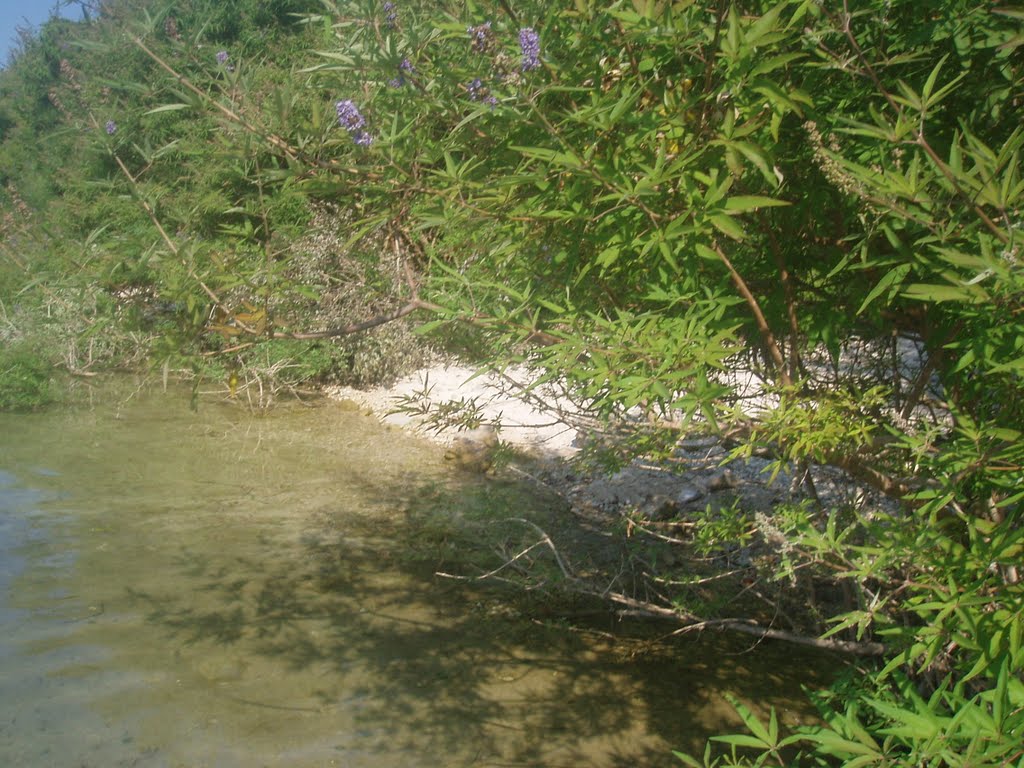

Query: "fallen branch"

xmin=667 ymin=617 xmax=885 ymax=656
xmin=441 ymin=518 xmax=887 ymax=657
xmin=437 ymin=538 xmax=550 ymax=582
xmin=272 ymin=298 xmax=441 ymax=339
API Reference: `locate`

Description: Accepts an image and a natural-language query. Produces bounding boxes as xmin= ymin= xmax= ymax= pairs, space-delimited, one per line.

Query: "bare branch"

xmin=669 ymin=618 xmax=885 ymax=656
xmin=445 ymin=519 xmax=886 ymax=656
xmin=272 ymin=298 xmax=441 ymax=340
xmin=712 ymin=241 xmax=792 ymax=387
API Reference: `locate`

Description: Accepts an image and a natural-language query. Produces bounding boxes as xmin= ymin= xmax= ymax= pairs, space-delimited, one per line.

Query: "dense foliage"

xmin=2 ymin=0 xmax=1022 ymax=764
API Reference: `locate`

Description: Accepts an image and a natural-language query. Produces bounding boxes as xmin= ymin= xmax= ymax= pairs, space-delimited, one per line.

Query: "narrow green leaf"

xmin=723 ymin=195 xmax=789 ymax=212
xmin=670 ymin=751 xmax=703 ymax=768
xmin=921 ymin=55 xmax=949 ymax=102
xmin=311 ymin=50 xmax=355 ymax=63
xmin=800 ymin=727 xmax=883 ymax=757
xmin=724 ymin=5 xmax=740 ymax=59
xmin=903 ymin=283 xmax=988 ymax=303
xmin=143 ymin=103 xmax=192 ymax=115
xmin=710 ymin=214 xmax=746 ymax=241
xmin=858 ymin=264 xmax=911 ymax=314
xmin=510 ymin=145 xmax=582 ymax=169
xmin=843 ymin=755 xmax=883 ymax=768
xmin=695 ymin=243 xmax=719 ymax=261
xmin=597 ymin=246 xmax=621 ymax=268
xmin=746 ymin=1 xmax=786 ymax=46
xmin=752 ymin=79 xmax=803 ymax=115
xmin=710 ymin=734 xmax=770 ymax=749
xmin=721 ymin=140 xmax=778 ymax=186
xmin=750 ymin=52 xmax=805 ymax=77
xmin=866 ymin=698 xmax=945 ymax=738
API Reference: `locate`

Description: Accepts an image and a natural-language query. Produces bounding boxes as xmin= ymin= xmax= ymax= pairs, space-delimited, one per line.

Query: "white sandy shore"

xmin=325 ymin=363 xmax=581 ymax=456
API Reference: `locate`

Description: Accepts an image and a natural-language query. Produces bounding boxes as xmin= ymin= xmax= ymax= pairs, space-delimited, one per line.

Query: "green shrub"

xmin=5 ymin=0 xmax=1022 ymax=763
xmin=0 ymin=342 xmax=55 ymax=411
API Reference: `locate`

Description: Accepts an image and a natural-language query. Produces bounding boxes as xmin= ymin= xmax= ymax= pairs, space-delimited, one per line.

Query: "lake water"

xmin=0 ymin=379 xmax=827 ymax=767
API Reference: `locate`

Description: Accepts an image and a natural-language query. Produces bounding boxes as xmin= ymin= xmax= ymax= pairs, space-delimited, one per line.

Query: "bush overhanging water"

xmin=1 ymin=1 xmax=1022 ymax=764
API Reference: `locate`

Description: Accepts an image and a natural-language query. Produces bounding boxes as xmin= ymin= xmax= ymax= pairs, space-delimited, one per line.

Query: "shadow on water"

xmin=0 ymin=379 xmax=834 ymax=767
xmin=121 ymin=473 xmax=830 ymax=767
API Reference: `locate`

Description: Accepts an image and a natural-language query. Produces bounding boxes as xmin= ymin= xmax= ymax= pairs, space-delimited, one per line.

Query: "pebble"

xmin=708 ymin=469 xmax=738 ymax=491
xmin=676 ymin=485 xmax=704 ymax=504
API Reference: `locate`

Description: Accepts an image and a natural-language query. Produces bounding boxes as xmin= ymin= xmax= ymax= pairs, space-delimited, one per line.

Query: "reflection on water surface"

xmin=0 ymin=379 xmax=827 ymax=767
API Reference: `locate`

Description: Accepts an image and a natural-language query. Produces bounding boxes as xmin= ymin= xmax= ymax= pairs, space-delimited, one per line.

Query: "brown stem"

xmin=712 ymin=241 xmax=792 ymax=387
xmin=916 ymin=136 xmax=1009 ymax=245
xmin=826 ymin=450 xmax=916 ymax=498
xmin=111 ymin=155 xmax=246 ymax=327
xmin=130 ymin=35 xmax=301 ymax=164
xmin=111 ymin=156 xmax=177 ymax=256
xmin=899 ymin=321 xmax=959 ymax=422
xmin=836 ymin=2 xmax=902 ymax=117
xmin=698 ymin=0 xmax=728 ymax=137
xmin=764 ymin=219 xmax=802 ymax=381
xmin=253 ymin=155 xmax=274 ymax=330
xmin=273 ymin=298 xmax=439 ymax=339
xmin=830 ymin=4 xmax=1008 ymax=245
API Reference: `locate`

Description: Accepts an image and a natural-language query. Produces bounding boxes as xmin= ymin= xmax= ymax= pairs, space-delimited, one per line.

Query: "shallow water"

xmin=0 ymin=379 xmax=828 ymax=767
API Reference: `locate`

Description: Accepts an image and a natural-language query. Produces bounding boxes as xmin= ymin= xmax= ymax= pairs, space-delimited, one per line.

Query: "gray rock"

xmin=444 ymin=426 xmax=498 ymax=472
xmin=643 ymin=495 xmax=680 ymax=521
xmin=676 ymin=485 xmax=705 ymax=505
xmin=708 ymin=469 xmax=738 ymax=491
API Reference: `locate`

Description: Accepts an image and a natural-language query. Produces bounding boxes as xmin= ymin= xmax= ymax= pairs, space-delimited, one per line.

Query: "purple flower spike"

xmin=105 ymin=120 xmax=117 ymax=135
xmin=216 ymin=50 xmax=229 ymax=64
xmin=467 ymin=21 xmax=493 ymax=53
xmin=336 ymin=100 xmax=373 ymax=145
xmin=519 ymin=28 xmax=540 ymax=71
xmin=336 ymin=100 xmax=366 ymax=132
xmin=399 ymin=57 xmax=414 ymax=73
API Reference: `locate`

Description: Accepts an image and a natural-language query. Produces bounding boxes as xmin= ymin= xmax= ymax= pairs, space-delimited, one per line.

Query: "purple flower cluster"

xmin=519 ymin=28 xmax=540 ymax=71
xmin=389 ymin=58 xmax=415 ymax=88
xmin=105 ymin=120 xmax=117 ymax=135
xmin=336 ymin=99 xmax=372 ymax=146
xmin=467 ymin=21 xmax=493 ymax=53
xmin=216 ymin=50 xmax=234 ymax=71
xmin=466 ymin=79 xmax=498 ymax=109
xmin=382 ymin=1 xmax=397 ymax=27
xmin=336 ymin=100 xmax=365 ymax=131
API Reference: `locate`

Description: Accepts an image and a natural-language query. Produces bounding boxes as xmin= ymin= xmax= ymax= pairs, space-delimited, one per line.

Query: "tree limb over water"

xmin=438 ymin=519 xmax=885 ymax=657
